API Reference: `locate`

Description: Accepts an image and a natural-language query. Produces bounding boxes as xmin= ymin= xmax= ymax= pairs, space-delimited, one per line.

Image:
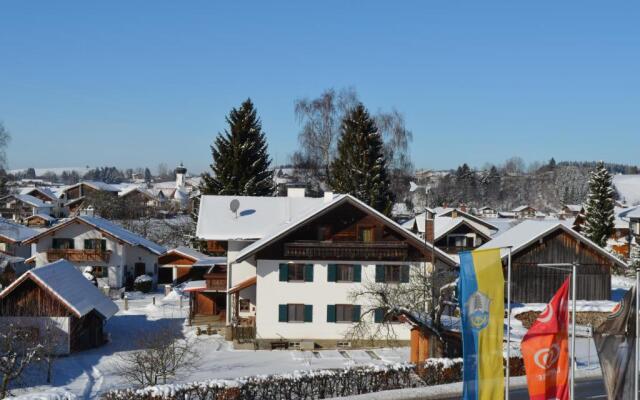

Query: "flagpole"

xmin=505 ymin=246 xmax=512 ymax=400
xmin=633 ymin=267 xmax=640 ymax=400
xmin=570 ymin=262 xmax=577 ymax=400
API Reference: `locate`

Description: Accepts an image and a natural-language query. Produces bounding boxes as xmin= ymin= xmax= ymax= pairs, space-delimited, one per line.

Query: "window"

xmin=358 ymin=226 xmax=375 ymax=242
xmin=374 ymin=307 xmax=401 ymax=323
xmin=84 ymin=239 xmax=107 ymax=251
xmin=337 ymin=265 xmax=354 ymax=282
xmin=279 ymin=263 xmax=313 ymax=282
xmin=317 ymin=225 xmax=332 ymax=241
xmin=52 ymin=238 xmax=74 ymax=249
xmin=288 ymin=304 xmax=305 ymax=322
xmin=239 ymin=299 xmax=251 ymax=312
xmin=376 ymin=265 xmax=410 ymax=283
xmin=336 ymin=305 xmax=354 ymax=323
xmin=288 ymin=264 xmax=305 ymax=281
xmin=92 ymin=266 xmax=108 ymax=278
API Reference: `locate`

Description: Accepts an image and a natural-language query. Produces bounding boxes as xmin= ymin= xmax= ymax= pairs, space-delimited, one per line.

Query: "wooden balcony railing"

xmin=283 ymin=241 xmax=409 ymax=261
xmin=204 ymin=273 xmax=227 ymax=291
xmin=47 ymin=249 xmax=111 ymax=263
xmin=439 ymin=246 xmax=475 ymax=254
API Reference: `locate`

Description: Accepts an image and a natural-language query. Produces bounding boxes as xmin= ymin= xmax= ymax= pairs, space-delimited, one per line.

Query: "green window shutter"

xmin=401 ymin=265 xmax=410 ymax=283
xmin=304 ymin=264 xmax=314 ymax=282
xmin=375 ymin=265 xmax=385 ymax=283
xmin=352 ymin=305 xmax=361 ymax=322
xmin=327 ymin=264 xmax=337 ymax=282
xmin=327 ymin=304 xmax=336 ymax=323
xmin=353 ymin=265 xmax=362 ymax=282
xmin=374 ymin=308 xmax=384 ymax=323
xmin=278 ymin=304 xmax=288 ymax=322
xmin=84 ymin=239 xmax=92 ymax=249
xmin=101 ymin=239 xmax=107 ymax=251
xmin=279 ymin=264 xmax=288 ymax=282
xmin=304 ymin=305 xmax=313 ymax=322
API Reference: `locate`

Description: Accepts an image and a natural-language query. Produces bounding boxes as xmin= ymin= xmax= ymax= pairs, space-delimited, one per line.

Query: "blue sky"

xmin=1 ymin=1 xmax=638 ymax=174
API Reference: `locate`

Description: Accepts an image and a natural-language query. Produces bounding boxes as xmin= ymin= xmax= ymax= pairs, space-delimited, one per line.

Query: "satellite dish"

xmin=230 ymin=199 xmax=240 ymax=217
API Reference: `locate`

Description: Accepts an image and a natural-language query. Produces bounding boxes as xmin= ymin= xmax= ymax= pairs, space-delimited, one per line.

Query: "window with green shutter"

xmin=278 ymin=304 xmax=288 ymax=322
xmin=279 ymin=264 xmax=288 ymax=282
xmin=304 ymin=305 xmax=313 ymax=322
xmin=304 ymin=264 xmax=314 ymax=282
xmin=327 ymin=264 xmax=337 ymax=282
xmin=375 ymin=265 xmax=385 ymax=282
xmin=352 ymin=305 xmax=361 ymax=322
xmin=374 ymin=308 xmax=384 ymax=323
xmin=327 ymin=304 xmax=336 ymax=322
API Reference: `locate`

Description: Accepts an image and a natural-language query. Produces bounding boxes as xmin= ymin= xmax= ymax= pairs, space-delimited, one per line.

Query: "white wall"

xmin=0 ymin=316 xmax=70 ymax=355
xmin=226 ymin=240 xmax=257 ymax=323
xmin=255 ymin=260 xmax=420 ymax=341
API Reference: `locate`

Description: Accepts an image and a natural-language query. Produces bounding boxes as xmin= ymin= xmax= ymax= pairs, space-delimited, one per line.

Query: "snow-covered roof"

xmin=25 ymin=215 xmax=166 ymax=255
xmin=193 ymin=257 xmax=227 ymax=267
xmin=25 ymin=213 xmax=56 ymax=222
xmin=232 ymin=194 xmax=458 ymax=266
xmin=162 ymin=246 xmax=227 ymax=266
xmin=20 ymin=187 xmax=58 ymax=201
xmin=564 ymin=204 xmax=583 ymax=212
xmin=0 ymin=260 xmax=118 ymax=319
xmin=512 ymin=205 xmax=534 ymax=212
xmin=479 ymin=220 xmax=627 ymax=269
xmin=433 ymin=217 xmax=492 ymax=241
xmin=118 ymin=185 xmax=154 ymax=198
xmin=433 ymin=208 xmax=498 ymax=232
xmin=4 ymin=194 xmax=52 ymax=209
xmin=0 ymin=218 xmax=39 ymax=242
xmin=627 ymin=207 xmax=640 ymax=219
xmin=196 ymin=195 xmax=326 ymax=240
xmin=183 ymin=280 xmax=206 ymax=292
xmin=62 ymin=180 xmax=120 ymax=193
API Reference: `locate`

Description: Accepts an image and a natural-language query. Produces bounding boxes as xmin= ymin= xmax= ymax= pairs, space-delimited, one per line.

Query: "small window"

xmin=335 ymin=305 xmax=354 ymax=323
xmin=288 ymin=304 xmax=305 ymax=322
xmin=92 ymin=266 xmax=108 ymax=278
xmin=239 ymin=299 xmax=251 ymax=312
xmin=385 ymin=265 xmax=402 ymax=283
xmin=317 ymin=225 xmax=332 ymax=241
xmin=337 ymin=265 xmax=354 ymax=282
xmin=84 ymin=239 xmax=107 ymax=251
xmin=288 ymin=264 xmax=305 ymax=281
xmin=52 ymin=238 xmax=74 ymax=249
xmin=358 ymin=226 xmax=375 ymax=242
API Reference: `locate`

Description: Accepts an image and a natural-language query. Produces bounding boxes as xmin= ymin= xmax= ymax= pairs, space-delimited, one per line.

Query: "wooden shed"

xmin=480 ymin=221 xmax=627 ymax=303
xmin=0 ymin=259 xmax=118 ymax=354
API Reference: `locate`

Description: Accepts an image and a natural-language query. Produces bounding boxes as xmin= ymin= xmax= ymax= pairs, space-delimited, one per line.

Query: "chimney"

xmin=459 ymin=203 xmax=467 ymax=213
xmin=287 ymin=187 xmax=306 ymax=198
xmin=425 ymin=216 xmax=435 ymax=244
xmin=323 ymin=191 xmax=334 ymax=203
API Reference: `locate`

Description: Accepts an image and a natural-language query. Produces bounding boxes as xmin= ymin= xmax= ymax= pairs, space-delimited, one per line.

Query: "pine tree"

xmin=200 ymin=99 xmax=274 ymax=196
xmin=583 ymin=161 xmax=615 ymax=247
xmin=330 ymin=104 xmax=394 ymax=214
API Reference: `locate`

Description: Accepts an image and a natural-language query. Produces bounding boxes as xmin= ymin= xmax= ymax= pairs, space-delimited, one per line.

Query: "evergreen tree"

xmin=201 ymin=99 xmax=274 ymax=196
xmin=330 ymin=104 xmax=394 ymax=214
xmin=583 ymin=162 xmax=615 ymax=247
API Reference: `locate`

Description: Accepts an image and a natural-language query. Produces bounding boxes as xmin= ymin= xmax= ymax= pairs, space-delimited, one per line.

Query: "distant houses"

xmin=0 ymin=194 xmax=54 ymax=223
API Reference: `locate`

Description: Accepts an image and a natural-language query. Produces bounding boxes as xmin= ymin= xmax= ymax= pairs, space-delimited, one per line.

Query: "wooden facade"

xmin=510 ymin=229 xmax=613 ymax=303
xmin=255 ymin=202 xmax=435 ymax=263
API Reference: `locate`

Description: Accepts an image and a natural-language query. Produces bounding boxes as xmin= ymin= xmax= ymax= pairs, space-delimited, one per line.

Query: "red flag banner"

xmin=521 ymin=278 xmax=570 ymax=400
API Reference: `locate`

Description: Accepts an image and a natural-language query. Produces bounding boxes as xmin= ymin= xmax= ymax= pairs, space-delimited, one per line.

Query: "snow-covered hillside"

xmin=613 ymin=174 xmax=640 ymax=205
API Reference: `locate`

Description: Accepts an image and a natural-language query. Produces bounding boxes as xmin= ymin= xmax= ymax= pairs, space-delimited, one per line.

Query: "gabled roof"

xmin=232 ymin=195 xmax=458 ymax=266
xmin=479 ymin=220 xmax=627 ymax=269
xmin=161 ymin=246 xmax=227 ymax=266
xmin=196 ymin=195 xmax=326 ymax=241
xmin=20 ymin=187 xmax=58 ymax=202
xmin=118 ymin=185 xmax=155 ymax=199
xmin=24 ymin=215 xmax=166 ymax=255
xmin=3 ymin=194 xmax=52 ymax=209
xmin=513 ymin=205 xmax=535 ymax=212
xmin=62 ymin=180 xmax=120 ymax=193
xmin=622 ymin=206 xmax=640 ymax=220
xmin=25 ymin=213 xmax=56 ymax=222
xmin=433 ymin=208 xmax=498 ymax=232
xmin=563 ymin=204 xmax=583 ymax=212
xmin=0 ymin=260 xmax=118 ymax=319
xmin=0 ymin=218 xmax=39 ymax=242
xmin=433 ymin=217 xmax=492 ymax=241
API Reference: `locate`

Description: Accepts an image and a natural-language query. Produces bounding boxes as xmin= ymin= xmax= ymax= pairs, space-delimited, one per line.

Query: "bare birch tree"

xmin=0 ymin=324 xmax=42 ymax=398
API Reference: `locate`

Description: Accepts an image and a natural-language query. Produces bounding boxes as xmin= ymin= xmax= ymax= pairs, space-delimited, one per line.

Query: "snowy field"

xmin=11 ymin=291 xmax=407 ymax=399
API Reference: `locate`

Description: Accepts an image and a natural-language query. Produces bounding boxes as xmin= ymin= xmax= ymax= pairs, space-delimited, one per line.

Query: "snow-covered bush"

xmin=134 ymin=275 xmax=153 ymax=293
xmin=102 ymin=363 xmax=415 ymax=400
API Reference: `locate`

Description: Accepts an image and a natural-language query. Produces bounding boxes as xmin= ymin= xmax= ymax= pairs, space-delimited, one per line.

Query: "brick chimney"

xmin=425 ymin=216 xmax=435 ymax=244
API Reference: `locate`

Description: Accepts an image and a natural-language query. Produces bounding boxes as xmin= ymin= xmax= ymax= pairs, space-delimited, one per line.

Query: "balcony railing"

xmin=284 ymin=241 xmax=409 ymax=261
xmin=47 ymin=249 xmax=111 ymax=263
xmin=439 ymin=246 xmax=475 ymax=254
xmin=204 ymin=273 xmax=227 ymax=291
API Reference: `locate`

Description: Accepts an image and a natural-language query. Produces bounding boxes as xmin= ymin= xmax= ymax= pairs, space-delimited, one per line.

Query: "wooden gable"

xmin=0 ymin=277 xmax=75 ymax=318
xmin=158 ymin=252 xmax=197 ymax=266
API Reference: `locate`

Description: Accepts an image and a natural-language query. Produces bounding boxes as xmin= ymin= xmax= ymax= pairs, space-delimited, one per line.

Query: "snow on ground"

xmin=613 ymin=174 xmax=640 ymax=206
xmin=14 ymin=291 xmax=407 ymax=399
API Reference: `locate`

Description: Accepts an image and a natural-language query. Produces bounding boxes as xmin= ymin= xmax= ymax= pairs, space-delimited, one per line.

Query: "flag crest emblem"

xmin=467 ymin=291 xmax=491 ymax=331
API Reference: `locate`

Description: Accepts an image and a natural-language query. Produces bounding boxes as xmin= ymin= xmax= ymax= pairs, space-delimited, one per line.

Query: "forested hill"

xmin=419 ymin=159 xmax=639 ymax=212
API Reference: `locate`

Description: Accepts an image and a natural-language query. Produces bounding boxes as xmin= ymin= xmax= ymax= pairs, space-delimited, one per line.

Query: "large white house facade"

xmin=196 ymin=191 xmax=457 ymax=349
xmin=24 ymin=215 xmax=166 ymax=289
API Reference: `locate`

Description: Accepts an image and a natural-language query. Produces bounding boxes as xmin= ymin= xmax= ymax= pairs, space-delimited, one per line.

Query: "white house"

xmin=196 ymin=191 xmax=458 ymax=349
xmin=23 ymin=215 xmax=166 ymax=289
xmin=0 ymin=194 xmax=54 ymax=223
xmin=0 ymin=218 xmax=39 ymax=279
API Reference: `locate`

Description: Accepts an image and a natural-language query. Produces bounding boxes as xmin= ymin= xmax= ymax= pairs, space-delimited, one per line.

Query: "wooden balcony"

xmin=283 ymin=241 xmax=409 ymax=261
xmin=439 ymin=246 xmax=475 ymax=254
xmin=204 ymin=273 xmax=227 ymax=291
xmin=47 ymin=249 xmax=111 ymax=263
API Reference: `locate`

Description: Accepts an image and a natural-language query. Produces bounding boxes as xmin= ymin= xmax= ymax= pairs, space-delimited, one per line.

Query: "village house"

xmin=512 ymin=205 xmax=539 ymax=219
xmin=20 ymin=187 xmax=66 ymax=218
xmin=158 ymin=245 xmax=226 ymax=285
xmin=196 ymin=190 xmax=458 ymax=349
xmin=23 ymin=215 xmax=166 ymax=289
xmin=0 ymin=218 xmax=38 ymax=284
xmin=559 ymin=204 xmax=583 ymax=219
xmin=59 ymin=181 xmax=120 ymax=214
xmin=476 ymin=206 xmax=498 ymax=218
xmin=0 ymin=193 xmax=54 ymax=223
xmin=479 ymin=220 xmax=627 ymax=303
xmin=0 ymin=260 xmax=118 ymax=355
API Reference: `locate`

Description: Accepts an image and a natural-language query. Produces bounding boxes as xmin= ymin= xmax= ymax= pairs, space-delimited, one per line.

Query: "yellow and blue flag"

xmin=459 ymin=248 xmax=505 ymax=400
